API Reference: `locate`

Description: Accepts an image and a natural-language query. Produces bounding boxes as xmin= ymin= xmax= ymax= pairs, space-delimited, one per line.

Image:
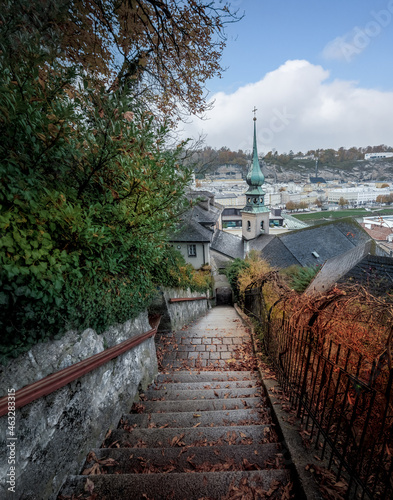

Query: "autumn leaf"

xmin=48 ymin=123 xmax=59 ymax=137
xmin=84 ymin=478 xmax=95 ymax=494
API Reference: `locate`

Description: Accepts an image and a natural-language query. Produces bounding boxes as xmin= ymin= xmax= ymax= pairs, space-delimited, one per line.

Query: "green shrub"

xmin=282 ymin=265 xmax=320 ymax=292
xmin=225 ymin=258 xmax=250 ymax=301
xmin=0 ymin=62 xmax=191 ymax=363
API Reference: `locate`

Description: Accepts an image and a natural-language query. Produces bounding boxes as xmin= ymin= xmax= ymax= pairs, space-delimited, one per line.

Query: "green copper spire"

xmin=247 ymin=108 xmax=265 ymax=187
xmin=243 ymin=108 xmax=269 ymax=213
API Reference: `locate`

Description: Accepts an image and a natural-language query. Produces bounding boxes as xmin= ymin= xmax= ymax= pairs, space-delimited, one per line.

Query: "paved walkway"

xmin=156 ymin=306 xmax=252 ymax=371
xmin=59 ymin=305 xmax=294 ymax=499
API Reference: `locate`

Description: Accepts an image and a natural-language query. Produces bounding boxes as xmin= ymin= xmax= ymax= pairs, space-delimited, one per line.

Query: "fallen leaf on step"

xmin=84 ymin=478 xmax=95 ymax=493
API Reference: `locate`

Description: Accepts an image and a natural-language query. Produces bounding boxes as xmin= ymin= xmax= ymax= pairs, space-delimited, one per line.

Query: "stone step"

xmin=134 ymin=397 xmax=261 ymax=414
xmin=82 ymin=443 xmax=282 ymax=474
xmin=155 ymin=370 xmax=257 ymax=384
xmin=149 ymin=379 xmax=260 ymax=392
xmin=60 ymin=470 xmax=291 ymax=500
xmin=103 ymin=424 xmax=273 ymax=449
xmin=120 ymin=407 xmax=269 ymax=429
xmin=143 ymin=386 xmax=261 ymax=401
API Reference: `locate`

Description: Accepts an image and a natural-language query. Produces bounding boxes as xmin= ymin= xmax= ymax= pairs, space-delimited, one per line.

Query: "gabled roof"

xmin=339 ymin=253 xmax=393 ymax=295
xmin=252 ymin=218 xmax=372 ymax=269
xmin=305 ymin=240 xmax=379 ymax=294
xmin=170 ymin=219 xmax=213 ymax=243
xmin=191 ymin=203 xmax=221 ymax=225
xmin=211 ymin=230 xmax=244 ymax=260
xmin=360 ymin=223 xmax=392 ymax=241
xmin=255 ymin=237 xmax=300 ymax=268
xmin=187 ymin=190 xmax=215 ymax=200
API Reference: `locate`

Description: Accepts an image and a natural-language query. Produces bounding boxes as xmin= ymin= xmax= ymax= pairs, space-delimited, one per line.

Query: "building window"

xmin=188 ymin=244 xmax=197 ymax=257
xmin=260 ymin=221 xmax=264 ymax=231
xmin=247 ymin=221 xmax=251 ymax=232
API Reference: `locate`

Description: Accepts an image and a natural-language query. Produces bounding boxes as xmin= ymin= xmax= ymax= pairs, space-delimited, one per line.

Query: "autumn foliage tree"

xmin=338 ymin=196 xmax=349 ymax=208
xmin=2 ymin=0 xmax=239 ymax=120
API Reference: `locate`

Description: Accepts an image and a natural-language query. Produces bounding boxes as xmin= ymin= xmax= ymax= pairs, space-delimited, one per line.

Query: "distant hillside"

xmin=187 ymin=145 xmax=393 ymax=183
xmin=263 ymin=157 xmax=393 ymax=183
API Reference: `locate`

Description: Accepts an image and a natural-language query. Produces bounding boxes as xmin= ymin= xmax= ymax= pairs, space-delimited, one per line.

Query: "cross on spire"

xmin=252 ymin=106 xmax=257 ymax=121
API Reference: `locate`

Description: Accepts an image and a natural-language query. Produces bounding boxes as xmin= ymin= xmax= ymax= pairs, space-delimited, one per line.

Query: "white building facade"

xmin=328 ymin=187 xmax=391 ymax=204
xmin=364 ymin=152 xmax=393 ymax=160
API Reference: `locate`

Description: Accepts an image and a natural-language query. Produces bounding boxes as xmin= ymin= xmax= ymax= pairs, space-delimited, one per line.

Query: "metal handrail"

xmin=0 ymin=315 xmax=161 ymax=417
xmin=168 ymin=296 xmax=207 ymax=303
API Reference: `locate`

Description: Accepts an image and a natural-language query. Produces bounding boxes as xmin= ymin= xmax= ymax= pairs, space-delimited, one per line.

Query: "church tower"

xmin=241 ymin=108 xmax=270 ymax=240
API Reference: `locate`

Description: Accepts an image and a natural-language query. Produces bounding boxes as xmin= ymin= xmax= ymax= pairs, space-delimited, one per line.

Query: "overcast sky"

xmin=178 ymin=0 xmax=393 ymax=155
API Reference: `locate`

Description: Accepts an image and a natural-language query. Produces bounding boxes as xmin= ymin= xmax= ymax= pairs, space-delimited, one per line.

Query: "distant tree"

xmin=319 ymin=149 xmax=336 ymax=164
xmin=347 ymin=147 xmax=362 ymax=161
xmin=338 ymin=197 xmax=349 ymax=208
xmin=377 ymin=193 xmax=393 ymax=205
xmin=337 ymin=147 xmax=346 ymax=162
xmin=298 ymin=201 xmax=309 ymax=211
xmin=286 ymin=201 xmax=296 ymax=211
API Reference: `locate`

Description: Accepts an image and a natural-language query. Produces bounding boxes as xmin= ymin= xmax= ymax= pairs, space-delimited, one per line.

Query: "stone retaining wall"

xmin=0 ymin=286 xmax=210 ymax=500
xmin=149 ymin=287 xmax=210 ymax=332
xmin=0 ymin=311 xmax=158 ymax=500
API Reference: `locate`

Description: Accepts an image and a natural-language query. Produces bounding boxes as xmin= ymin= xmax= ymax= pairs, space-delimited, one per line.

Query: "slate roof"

xmin=191 ymin=203 xmax=221 ymax=226
xmin=310 ymin=176 xmax=326 ymax=184
xmin=187 ymin=190 xmax=215 ymax=200
xmin=252 ymin=218 xmax=372 ymax=269
xmin=254 ymin=237 xmax=300 ymax=269
xmin=170 ymin=219 xmax=213 ymax=243
xmin=339 ymin=253 xmax=393 ymax=296
xmin=305 ymin=240 xmax=378 ymax=294
xmin=210 ymin=230 xmax=244 ymax=260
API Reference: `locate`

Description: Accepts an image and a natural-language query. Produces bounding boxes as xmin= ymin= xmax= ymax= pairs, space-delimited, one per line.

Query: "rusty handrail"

xmin=168 ymin=297 xmax=207 ymax=303
xmin=0 ymin=316 xmax=160 ymax=417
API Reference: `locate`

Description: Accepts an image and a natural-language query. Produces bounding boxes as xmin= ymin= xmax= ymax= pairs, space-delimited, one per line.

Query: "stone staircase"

xmin=58 ymin=307 xmax=294 ymax=499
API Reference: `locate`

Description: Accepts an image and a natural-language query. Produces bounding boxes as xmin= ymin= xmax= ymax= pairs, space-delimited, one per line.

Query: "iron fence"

xmin=264 ymin=317 xmax=393 ymax=499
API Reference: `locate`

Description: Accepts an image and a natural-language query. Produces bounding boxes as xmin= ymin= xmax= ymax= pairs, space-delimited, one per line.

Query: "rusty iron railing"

xmin=168 ymin=296 xmax=207 ymax=303
xmin=0 ymin=315 xmax=160 ymax=417
xmin=264 ymin=317 xmax=393 ymax=500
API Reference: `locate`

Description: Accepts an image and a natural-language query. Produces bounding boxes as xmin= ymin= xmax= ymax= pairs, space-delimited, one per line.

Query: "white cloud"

xmin=322 ymin=7 xmax=393 ymax=63
xmin=179 ymin=60 xmax=393 ymax=154
xmin=322 ymin=28 xmax=371 ymax=62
